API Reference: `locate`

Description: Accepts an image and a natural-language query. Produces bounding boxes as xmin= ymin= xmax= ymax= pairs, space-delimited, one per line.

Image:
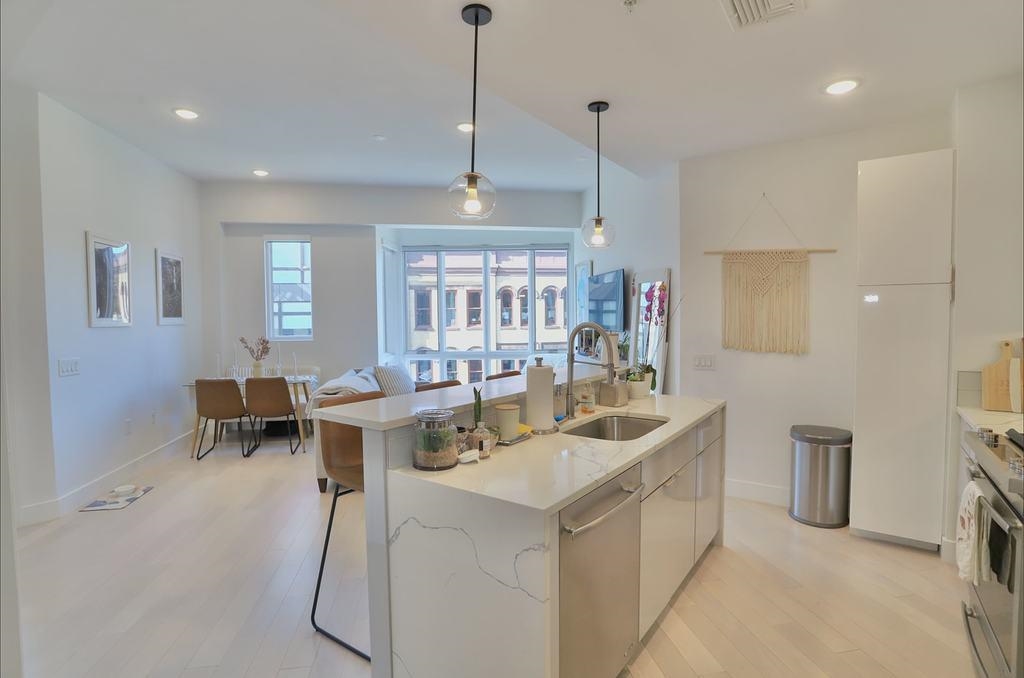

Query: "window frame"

xmin=413 ymin=289 xmax=434 ymax=330
xmin=264 ymin=238 xmax=313 ymax=341
xmin=465 ymin=288 xmax=483 ymax=327
xmin=542 ymin=285 xmax=559 ymax=328
xmin=400 ymin=244 xmax=573 ymax=379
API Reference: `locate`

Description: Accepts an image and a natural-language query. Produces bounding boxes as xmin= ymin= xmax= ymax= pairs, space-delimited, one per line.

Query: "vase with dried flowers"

xmin=239 ymin=336 xmax=271 ymax=377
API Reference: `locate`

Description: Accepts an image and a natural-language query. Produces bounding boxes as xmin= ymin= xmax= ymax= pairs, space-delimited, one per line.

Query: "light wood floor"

xmin=15 ymin=434 xmax=971 ymax=678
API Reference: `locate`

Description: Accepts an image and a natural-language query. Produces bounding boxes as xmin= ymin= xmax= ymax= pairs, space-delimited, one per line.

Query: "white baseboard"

xmin=940 ymin=537 xmax=957 ymax=564
xmin=18 ymin=431 xmax=192 ymax=526
xmin=725 ymin=477 xmax=789 ymax=507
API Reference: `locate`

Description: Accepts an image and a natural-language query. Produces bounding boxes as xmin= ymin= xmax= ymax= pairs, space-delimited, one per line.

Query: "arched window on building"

xmin=543 ymin=287 xmax=558 ymax=327
xmin=560 ymin=287 xmax=567 ymax=327
xmin=499 ymin=287 xmax=514 ymax=327
xmin=518 ymin=287 xmax=529 ymax=327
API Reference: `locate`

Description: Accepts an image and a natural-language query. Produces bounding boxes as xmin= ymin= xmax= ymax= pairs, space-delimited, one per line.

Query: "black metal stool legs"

xmin=311 ymin=485 xmax=370 ymax=662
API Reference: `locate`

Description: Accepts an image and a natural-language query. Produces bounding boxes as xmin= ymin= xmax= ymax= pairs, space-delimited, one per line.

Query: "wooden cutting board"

xmin=982 ymin=339 xmax=1023 ymax=413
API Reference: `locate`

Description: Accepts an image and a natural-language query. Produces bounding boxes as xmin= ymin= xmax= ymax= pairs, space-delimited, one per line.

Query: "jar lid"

xmin=416 ymin=408 xmax=455 ymax=422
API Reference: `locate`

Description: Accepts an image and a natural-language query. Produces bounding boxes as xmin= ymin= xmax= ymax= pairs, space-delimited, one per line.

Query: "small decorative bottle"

xmin=472 ymin=421 xmax=491 ymax=459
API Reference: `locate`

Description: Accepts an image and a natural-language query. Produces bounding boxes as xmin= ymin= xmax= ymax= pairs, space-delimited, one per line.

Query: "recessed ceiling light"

xmin=825 ymin=79 xmax=859 ymax=95
xmin=371 ymin=134 xmax=388 ymax=142
xmin=252 ymin=169 xmax=269 ymax=177
xmin=457 ymin=122 xmax=474 ymax=133
xmin=173 ymin=108 xmax=199 ymax=120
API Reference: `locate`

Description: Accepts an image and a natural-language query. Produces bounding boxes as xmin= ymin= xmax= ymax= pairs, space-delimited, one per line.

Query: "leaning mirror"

xmin=628 ymin=268 xmax=670 ymax=395
xmin=86 ymin=231 xmax=132 ymax=327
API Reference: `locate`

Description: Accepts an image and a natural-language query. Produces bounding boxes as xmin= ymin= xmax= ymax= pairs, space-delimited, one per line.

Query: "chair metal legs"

xmin=311 ymin=484 xmax=370 ymax=662
xmin=195 ymin=417 xmax=248 ymax=460
xmin=246 ymin=413 xmax=300 ymax=457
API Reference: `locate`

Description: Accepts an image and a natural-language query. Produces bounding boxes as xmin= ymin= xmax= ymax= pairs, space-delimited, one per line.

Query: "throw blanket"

xmin=722 ymin=249 xmax=809 ymax=355
xmin=304 ymin=368 xmax=380 ymax=418
xmin=957 ymin=480 xmax=984 ymax=583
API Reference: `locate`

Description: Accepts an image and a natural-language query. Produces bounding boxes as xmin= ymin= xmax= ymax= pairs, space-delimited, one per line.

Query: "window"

xmin=543 ymin=287 xmax=558 ymax=327
xmin=499 ymin=288 xmax=514 ymax=327
xmin=445 ymin=290 xmax=457 ymax=328
xmin=413 ymin=359 xmax=433 ymax=383
xmin=560 ymin=287 xmax=567 ymax=327
xmin=466 ymin=289 xmax=482 ymax=326
xmin=266 ymin=240 xmax=312 ymax=340
xmin=518 ymin=287 xmax=529 ymax=327
xmin=414 ymin=290 xmax=433 ymax=329
xmin=398 ymin=247 xmax=570 ymax=381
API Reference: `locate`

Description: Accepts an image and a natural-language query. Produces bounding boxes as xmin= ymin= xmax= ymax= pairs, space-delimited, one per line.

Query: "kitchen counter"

xmin=392 ymin=394 xmax=723 ymax=514
xmin=956 ymin=406 xmax=1023 ymax=435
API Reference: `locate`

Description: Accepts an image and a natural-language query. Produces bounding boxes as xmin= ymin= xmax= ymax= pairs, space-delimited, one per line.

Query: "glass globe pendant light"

xmin=582 ymin=101 xmax=616 ymax=248
xmin=448 ymin=4 xmax=496 ymax=220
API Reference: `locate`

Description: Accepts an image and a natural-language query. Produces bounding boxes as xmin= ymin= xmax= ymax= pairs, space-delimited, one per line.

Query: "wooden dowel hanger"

xmin=703 ymin=248 xmax=837 ymax=255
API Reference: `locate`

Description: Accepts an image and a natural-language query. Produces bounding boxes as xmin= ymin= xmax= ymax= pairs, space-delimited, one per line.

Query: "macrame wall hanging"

xmin=705 ymin=193 xmax=836 ymax=355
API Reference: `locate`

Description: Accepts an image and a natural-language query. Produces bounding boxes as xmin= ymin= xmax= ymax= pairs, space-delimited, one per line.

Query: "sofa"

xmin=310 ymin=365 xmax=460 ymax=492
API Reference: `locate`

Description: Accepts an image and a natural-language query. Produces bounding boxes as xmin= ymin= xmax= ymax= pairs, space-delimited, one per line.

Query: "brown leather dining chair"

xmin=194 ymin=379 xmax=249 ymax=460
xmin=486 ymin=370 xmax=521 ymax=381
xmin=245 ymin=377 xmax=300 ymax=456
xmin=311 ymin=390 xmax=386 ymax=662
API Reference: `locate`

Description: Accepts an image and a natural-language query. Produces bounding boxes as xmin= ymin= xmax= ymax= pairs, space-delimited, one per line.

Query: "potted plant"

xmin=626 ymin=364 xmax=655 ymax=399
xmin=239 ymin=336 xmax=271 ymax=376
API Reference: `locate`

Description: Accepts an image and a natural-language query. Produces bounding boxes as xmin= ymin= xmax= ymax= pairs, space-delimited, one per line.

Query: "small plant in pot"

xmin=627 ymin=363 xmax=656 ymax=398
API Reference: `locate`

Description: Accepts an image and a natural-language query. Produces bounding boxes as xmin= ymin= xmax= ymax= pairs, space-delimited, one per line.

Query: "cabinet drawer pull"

xmin=562 ymin=484 xmax=644 ymax=540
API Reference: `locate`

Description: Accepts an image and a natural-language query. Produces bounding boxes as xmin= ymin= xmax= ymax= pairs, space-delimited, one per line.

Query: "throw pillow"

xmin=374 ymin=365 xmax=416 ymax=397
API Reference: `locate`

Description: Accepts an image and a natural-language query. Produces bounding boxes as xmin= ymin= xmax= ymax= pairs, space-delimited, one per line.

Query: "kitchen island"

xmin=315 ymin=368 xmax=725 ymax=678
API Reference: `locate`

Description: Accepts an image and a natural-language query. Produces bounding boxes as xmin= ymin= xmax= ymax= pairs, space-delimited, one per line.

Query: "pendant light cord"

xmin=470 ymin=15 xmax=479 ymax=174
xmin=596 ymin=108 xmax=601 ymax=216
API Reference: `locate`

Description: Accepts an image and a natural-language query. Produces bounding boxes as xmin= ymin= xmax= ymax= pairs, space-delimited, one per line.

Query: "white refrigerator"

xmin=851 ymin=148 xmax=954 ymax=547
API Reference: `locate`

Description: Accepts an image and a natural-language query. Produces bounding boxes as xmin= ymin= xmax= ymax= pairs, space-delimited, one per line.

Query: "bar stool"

xmin=310 ymin=390 xmax=386 ymax=662
xmin=486 ymin=370 xmax=521 ymax=381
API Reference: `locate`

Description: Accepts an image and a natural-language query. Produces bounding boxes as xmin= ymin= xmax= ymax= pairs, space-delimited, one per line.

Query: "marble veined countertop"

xmin=314 ymin=362 xmax=623 ymax=431
xmin=957 ymin=406 xmax=1023 ymax=435
xmin=391 ymin=394 xmax=724 ymax=515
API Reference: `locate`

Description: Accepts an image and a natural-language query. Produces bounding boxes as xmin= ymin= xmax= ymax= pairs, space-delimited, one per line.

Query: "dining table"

xmin=182 ymin=375 xmax=317 ymax=457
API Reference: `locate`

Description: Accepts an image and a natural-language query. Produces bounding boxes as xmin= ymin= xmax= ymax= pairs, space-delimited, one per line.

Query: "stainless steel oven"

xmin=963 ymin=444 xmax=1024 ymax=678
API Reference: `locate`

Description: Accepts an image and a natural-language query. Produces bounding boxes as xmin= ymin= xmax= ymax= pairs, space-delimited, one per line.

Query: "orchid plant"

xmin=628 ymin=281 xmax=672 ymax=390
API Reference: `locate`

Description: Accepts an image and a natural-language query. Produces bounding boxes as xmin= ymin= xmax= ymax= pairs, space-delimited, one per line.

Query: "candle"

xmin=277 ymin=344 xmax=282 ymax=370
xmin=293 ymin=352 xmax=299 ymax=377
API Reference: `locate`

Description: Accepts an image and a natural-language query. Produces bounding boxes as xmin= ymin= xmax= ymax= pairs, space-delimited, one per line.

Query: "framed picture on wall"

xmin=156 ymin=249 xmax=184 ymax=325
xmin=86 ymin=231 xmax=132 ymax=327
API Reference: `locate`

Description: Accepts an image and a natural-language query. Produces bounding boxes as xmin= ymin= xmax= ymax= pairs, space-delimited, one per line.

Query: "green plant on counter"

xmin=627 ymin=363 xmax=657 ymax=391
xmin=473 ymin=387 xmax=483 ymax=424
xmin=417 ymin=428 xmax=456 ymax=454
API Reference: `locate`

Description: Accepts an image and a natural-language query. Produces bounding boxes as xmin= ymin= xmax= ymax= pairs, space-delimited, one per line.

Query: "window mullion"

xmin=437 ymin=252 xmax=447 ymax=355
xmin=528 ymin=250 xmax=537 ymax=353
xmin=482 ymin=250 xmax=493 ymax=375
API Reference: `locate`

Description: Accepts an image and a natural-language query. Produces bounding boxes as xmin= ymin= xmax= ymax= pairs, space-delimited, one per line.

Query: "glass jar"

xmin=414 ymin=409 xmax=459 ymax=471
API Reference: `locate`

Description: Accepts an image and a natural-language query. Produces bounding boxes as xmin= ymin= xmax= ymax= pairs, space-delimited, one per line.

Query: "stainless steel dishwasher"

xmin=559 ymin=464 xmax=642 ymax=678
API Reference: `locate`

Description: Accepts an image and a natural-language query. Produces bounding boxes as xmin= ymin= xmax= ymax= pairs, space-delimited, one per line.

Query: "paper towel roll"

xmin=526 ymin=359 xmax=555 ymax=432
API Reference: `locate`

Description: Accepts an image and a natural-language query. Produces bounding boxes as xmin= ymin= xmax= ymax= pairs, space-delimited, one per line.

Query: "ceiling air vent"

xmin=719 ymin=0 xmax=805 ymax=30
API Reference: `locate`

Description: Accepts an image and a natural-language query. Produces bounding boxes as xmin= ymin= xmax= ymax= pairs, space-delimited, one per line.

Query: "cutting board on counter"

xmin=982 ymin=339 xmax=1023 ymax=413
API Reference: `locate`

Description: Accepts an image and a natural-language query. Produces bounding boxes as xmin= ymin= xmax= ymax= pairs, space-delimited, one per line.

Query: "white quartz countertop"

xmin=314 ymin=363 xmax=622 ymax=431
xmin=391 ymin=394 xmax=724 ymax=515
xmin=957 ymin=406 xmax=1023 ymax=435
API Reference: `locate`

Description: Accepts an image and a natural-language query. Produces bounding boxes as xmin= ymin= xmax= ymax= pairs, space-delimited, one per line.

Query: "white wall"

xmin=200 ymin=181 xmax=581 ymax=379
xmin=32 ymin=95 xmax=203 ymax=514
xmin=678 ymin=114 xmax=952 ymax=505
xmin=1 ymin=81 xmax=59 ymax=525
xmin=221 ymin=223 xmax=378 ymax=379
xmin=941 ymin=73 xmax=1024 ymax=554
xmin=577 ymin=162 xmax=682 ymax=394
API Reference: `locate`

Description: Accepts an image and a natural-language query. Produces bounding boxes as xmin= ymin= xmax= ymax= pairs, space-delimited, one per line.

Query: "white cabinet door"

xmin=856 ymin=148 xmax=953 ymax=285
xmin=639 ymin=461 xmax=696 ymax=636
xmin=695 ymin=438 xmax=723 ymax=557
xmin=851 ymin=283 xmax=950 ymax=544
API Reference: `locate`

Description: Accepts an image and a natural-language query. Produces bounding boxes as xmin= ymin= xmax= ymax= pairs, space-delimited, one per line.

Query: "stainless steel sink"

xmin=562 ymin=415 xmax=666 ymax=441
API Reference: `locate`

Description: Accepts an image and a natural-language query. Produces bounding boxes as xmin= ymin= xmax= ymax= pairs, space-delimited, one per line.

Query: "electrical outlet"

xmin=693 ymin=354 xmax=716 ymax=371
xmin=57 ymin=358 xmax=81 ymax=377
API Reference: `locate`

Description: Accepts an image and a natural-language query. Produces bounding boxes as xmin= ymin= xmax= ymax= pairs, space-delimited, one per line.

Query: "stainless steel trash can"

xmin=789 ymin=425 xmax=853 ymax=528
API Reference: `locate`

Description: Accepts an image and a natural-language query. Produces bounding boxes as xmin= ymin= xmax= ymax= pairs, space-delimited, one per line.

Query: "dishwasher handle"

xmin=562 ymin=483 xmax=644 ymax=540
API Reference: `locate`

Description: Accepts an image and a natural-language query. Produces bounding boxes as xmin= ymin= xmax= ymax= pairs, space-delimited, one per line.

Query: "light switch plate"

xmin=693 ymin=354 xmax=716 ymax=371
xmin=57 ymin=358 xmax=80 ymax=377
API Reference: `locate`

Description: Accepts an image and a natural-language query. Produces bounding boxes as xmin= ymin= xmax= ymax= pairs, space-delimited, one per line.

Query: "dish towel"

xmin=957 ymin=480 xmax=984 ymax=583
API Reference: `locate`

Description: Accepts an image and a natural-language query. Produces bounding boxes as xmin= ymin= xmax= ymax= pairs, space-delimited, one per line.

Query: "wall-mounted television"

xmin=587 ymin=268 xmax=626 ymax=332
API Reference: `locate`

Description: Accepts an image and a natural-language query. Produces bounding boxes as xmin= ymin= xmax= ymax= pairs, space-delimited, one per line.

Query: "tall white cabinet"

xmin=851 ymin=148 xmax=954 ymax=547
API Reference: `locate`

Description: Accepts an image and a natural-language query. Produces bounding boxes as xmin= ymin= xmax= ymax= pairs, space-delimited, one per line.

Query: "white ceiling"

xmin=7 ymin=0 xmax=1022 ymax=190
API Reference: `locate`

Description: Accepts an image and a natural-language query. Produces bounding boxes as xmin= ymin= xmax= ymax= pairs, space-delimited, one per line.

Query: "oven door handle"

xmin=961 ymin=602 xmax=991 ymax=678
xmin=978 ymin=495 xmax=1023 ymax=533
